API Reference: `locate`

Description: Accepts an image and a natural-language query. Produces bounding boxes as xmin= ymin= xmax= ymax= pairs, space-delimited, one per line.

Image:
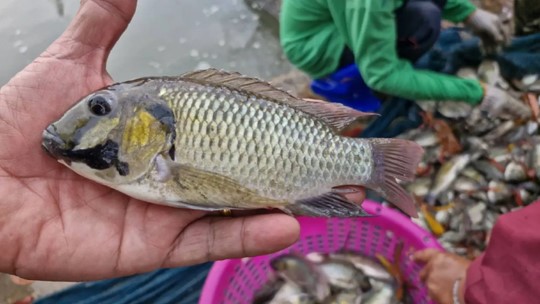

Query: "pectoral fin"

xmin=154 ymin=154 xmax=285 ymax=209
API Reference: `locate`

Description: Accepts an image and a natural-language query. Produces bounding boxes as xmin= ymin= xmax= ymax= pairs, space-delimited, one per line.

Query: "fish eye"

xmin=88 ymin=95 xmax=113 ymax=116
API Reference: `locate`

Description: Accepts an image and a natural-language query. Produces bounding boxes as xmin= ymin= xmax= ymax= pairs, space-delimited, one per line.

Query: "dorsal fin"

xmin=179 ymin=68 xmax=299 ymax=103
xmin=179 ymin=68 xmax=378 ymax=133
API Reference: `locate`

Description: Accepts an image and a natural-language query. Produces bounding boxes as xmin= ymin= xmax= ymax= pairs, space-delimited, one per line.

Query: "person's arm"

xmin=414 ymin=201 xmax=540 ymax=304
xmin=341 ymin=1 xmax=484 ymax=104
xmin=279 ymin=0 xmax=345 ymax=79
xmin=442 ymin=0 xmax=477 ymax=23
xmin=465 ymin=201 xmax=540 ymax=303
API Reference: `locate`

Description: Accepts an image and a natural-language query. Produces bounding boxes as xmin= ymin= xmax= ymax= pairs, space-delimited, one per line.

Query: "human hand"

xmin=413 ymin=249 xmax=471 ymax=304
xmin=0 ymin=0 xmax=307 ymax=282
xmin=464 ymin=8 xmax=510 ymax=55
xmin=478 ymin=84 xmax=530 ymax=119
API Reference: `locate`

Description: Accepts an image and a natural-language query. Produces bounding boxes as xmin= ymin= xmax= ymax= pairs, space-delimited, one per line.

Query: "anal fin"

xmin=284 ymin=192 xmax=373 ymax=218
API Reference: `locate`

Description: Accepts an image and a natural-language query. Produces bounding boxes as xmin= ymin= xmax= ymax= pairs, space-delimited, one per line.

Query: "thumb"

xmin=412 ymin=248 xmax=440 ymax=263
xmin=51 ymin=0 xmax=137 ymax=63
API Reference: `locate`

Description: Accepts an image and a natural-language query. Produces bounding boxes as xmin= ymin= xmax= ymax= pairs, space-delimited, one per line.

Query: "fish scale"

xmin=160 ymin=82 xmax=369 ymax=200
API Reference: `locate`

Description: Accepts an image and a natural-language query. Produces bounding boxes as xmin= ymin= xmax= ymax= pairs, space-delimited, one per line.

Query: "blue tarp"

xmin=35 ymin=263 xmax=212 ymax=304
xmin=34 ymin=28 xmax=540 ymax=304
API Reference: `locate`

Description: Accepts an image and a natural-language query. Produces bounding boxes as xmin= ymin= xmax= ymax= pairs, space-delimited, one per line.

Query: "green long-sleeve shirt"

xmin=279 ymin=0 xmax=484 ymax=104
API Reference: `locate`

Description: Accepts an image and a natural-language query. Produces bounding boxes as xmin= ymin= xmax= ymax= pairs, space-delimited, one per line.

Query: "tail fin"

xmin=366 ymin=138 xmax=424 ymax=218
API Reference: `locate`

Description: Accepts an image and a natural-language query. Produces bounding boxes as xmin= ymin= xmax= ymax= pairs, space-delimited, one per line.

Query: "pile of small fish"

xmin=398 ymin=60 xmax=540 ymax=258
xmin=253 ymin=249 xmax=410 ymax=304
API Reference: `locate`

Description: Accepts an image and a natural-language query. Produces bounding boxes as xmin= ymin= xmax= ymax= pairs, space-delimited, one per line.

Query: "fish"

xmin=487 ymin=181 xmax=513 ymax=204
xmin=318 ymin=259 xmax=371 ymax=292
xmin=405 ymin=177 xmax=431 ymax=197
xmin=362 ymin=280 xmax=399 ymax=304
xmin=483 ymin=120 xmax=516 ymax=142
xmin=253 ymin=277 xmax=286 ymax=304
xmin=411 ymin=130 xmax=439 ymax=148
xmin=477 ymin=60 xmax=501 ymax=86
xmin=41 ymin=69 xmax=423 ymax=218
xmin=257 ymin=250 xmax=403 ymax=303
xmin=325 ymin=290 xmax=363 ymax=304
xmin=270 ymin=254 xmax=331 ymax=302
xmin=530 ymin=138 xmax=540 ymax=180
xmin=437 ymin=102 xmax=472 ymax=119
xmin=504 ymin=161 xmax=527 ymax=182
xmin=327 ymin=253 xmax=394 ymax=282
xmin=454 ymin=176 xmax=482 ymax=193
xmin=426 ymin=153 xmax=474 ymax=204
xmin=472 ymin=160 xmax=504 ymax=181
xmin=268 ymin=282 xmax=315 ymax=304
xmin=396 ymin=55 xmax=540 ymax=261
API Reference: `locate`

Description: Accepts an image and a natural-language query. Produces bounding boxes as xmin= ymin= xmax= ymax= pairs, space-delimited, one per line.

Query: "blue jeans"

xmin=338 ymin=0 xmax=448 ymax=68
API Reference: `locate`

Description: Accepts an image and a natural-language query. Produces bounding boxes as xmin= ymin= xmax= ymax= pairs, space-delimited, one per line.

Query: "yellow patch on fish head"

xmin=118 ymin=107 xmax=172 ymax=180
xmin=122 ymin=109 xmax=161 ymax=153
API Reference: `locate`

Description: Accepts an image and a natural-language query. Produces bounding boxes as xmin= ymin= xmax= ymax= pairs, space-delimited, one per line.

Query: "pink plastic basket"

xmin=199 ymin=199 xmax=444 ymax=304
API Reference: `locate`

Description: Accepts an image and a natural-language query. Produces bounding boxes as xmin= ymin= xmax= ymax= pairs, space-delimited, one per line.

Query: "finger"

xmin=163 ymin=214 xmax=300 ymax=267
xmin=59 ymin=0 xmax=137 ymax=58
xmin=418 ymin=261 xmax=433 ymax=282
xmin=492 ymin=23 xmax=505 ymax=43
xmin=207 ymin=208 xmax=286 ymax=217
xmin=412 ymin=248 xmax=440 ymax=263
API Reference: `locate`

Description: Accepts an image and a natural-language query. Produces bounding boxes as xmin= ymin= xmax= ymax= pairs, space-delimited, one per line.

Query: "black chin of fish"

xmin=42 ymin=125 xmax=68 ymax=158
xmin=41 ymin=126 xmax=129 ymax=176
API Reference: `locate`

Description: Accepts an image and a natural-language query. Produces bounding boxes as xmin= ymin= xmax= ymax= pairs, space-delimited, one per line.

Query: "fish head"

xmin=270 ymin=254 xmax=305 ymax=273
xmin=42 ymin=80 xmax=176 ymax=185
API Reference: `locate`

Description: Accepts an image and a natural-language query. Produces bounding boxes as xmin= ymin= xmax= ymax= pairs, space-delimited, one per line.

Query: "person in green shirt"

xmin=280 ymin=0 xmax=530 ymax=119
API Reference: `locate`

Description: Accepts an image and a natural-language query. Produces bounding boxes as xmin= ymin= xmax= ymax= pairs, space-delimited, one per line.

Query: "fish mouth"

xmin=41 ymin=125 xmax=70 ymax=160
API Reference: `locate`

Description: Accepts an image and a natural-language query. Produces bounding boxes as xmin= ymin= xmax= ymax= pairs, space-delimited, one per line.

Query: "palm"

xmin=0 ymin=0 xmax=299 ymax=281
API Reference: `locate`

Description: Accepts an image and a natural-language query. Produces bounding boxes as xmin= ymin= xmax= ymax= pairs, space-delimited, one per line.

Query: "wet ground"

xmin=0 ymin=0 xmax=293 ymax=86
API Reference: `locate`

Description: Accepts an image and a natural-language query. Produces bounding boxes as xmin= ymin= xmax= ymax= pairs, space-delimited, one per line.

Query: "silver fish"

xmin=435 ymin=209 xmax=452 ymax=226
xmin=41 ymin=69 xmax=424 ymax=218
xmin=437 ymin=102 xmax=472 ymax=119
xmin=411 ymin=130 xmax=439 ymax=148
xmin=318 ymin=260 xmax=371 ymax=292
xmin=487 ymin=181 xmax=513 ymax=204
xmin=253 ymin=277 xmax=286 ymax=304
xmin=328 ymin=253 xmax=394 ymax=282
xmin=405 ymin=177 xmax=432 ymax=197
xmin=483 ymin=120 xmax=516 ymax=142
xmin=477 ymin=60 xmax=501 ymax=86
xmin=270 ymin=254 xmax=330 ymax=302
xmin=269 ymin=282 xmax=315 ymax=304
xmin=472 ymin=160 xmax=504 ymax=181
xmin=439 ymin=230 xmax=466 ymax=243
xmin=427 ymin=154 xmax=474 ymax=204
xmin=467 ymin=202 xmax=487 ymax=229
xmin=325 ymin=291 xmax=363 ymax=304
xmin=530 ymin=139 xmax=540 ymax=180
xmin=504 ymin=161 xmax=527 ymax=182
xmin=463 ymin=137 xmax=489 ymax=153
xmin=487 ymin=147 xmax=511 ymax=164
xmin=454 ymin=176 xmax=481 ymax=193
xmin=460 ymin=167 xmax=487 ymax=185
xmin=362 ymin=280 xmax=398 ymax=304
